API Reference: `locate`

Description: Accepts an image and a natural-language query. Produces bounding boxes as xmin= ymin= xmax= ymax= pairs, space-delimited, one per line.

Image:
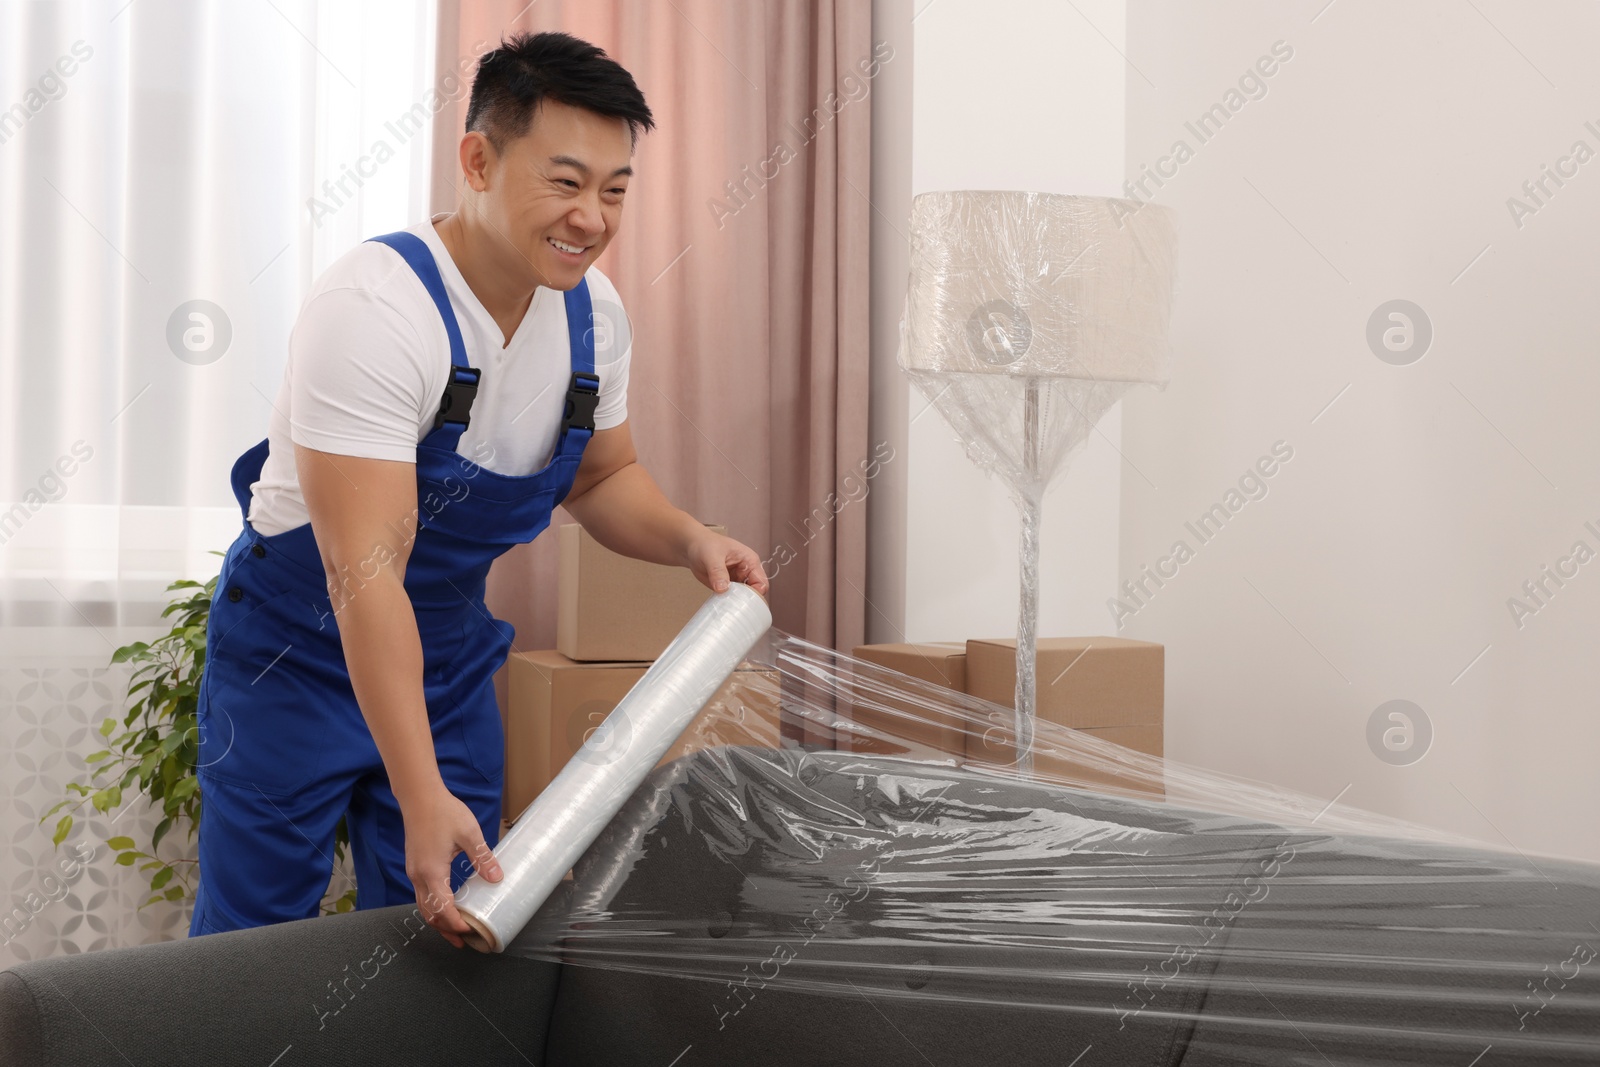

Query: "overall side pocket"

xmin=200 ymin=573 xmax=331 ymax=797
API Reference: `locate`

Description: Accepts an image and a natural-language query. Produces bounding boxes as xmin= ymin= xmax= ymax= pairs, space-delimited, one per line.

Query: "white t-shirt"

xmin=246 ymin=213 xmax=631 ymax=537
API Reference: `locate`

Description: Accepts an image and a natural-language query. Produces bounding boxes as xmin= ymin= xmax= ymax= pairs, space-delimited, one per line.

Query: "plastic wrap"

xmin=896 ymin=190 xmax=1178 ymax=766
xmin=455 ymin=584 xmax=770 ymax=952
xmin=505 ymin=633 xmax=1600 ymax=1065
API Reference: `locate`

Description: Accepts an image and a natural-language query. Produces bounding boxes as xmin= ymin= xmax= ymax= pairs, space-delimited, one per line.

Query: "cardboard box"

xmin=1080 ymin=723 xmax=1162 ymax=757
xmin=778 ymin=667 xmax=840 ymax=750
xmin=661 ymin=667 xmax=783 ymax=766
xmin=504 ymin=650 xmax=781 ymax=818
xmin=842 ymin=643 xmax=969 ymax=761
xmin=556 ymin=522 xmax=723 ymax=662
xmin=1028 ymin=723 xmax=1165 ymax=798
xmin=506 ymin=651 xmax=642 ymax=819
xmin=965 ymin=637 xmax=1164 ymax=797
xmin=965 ymin=637 xmax=1163 ymax=730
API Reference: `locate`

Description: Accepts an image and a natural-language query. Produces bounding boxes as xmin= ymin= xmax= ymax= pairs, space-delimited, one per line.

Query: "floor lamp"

xmin=897 ymin=191 xmax=1178 ymax=773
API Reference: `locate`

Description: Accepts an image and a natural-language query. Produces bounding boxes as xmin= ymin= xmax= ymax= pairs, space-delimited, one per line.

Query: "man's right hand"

xmin=399 ymin=782 xmax=504 ymax=948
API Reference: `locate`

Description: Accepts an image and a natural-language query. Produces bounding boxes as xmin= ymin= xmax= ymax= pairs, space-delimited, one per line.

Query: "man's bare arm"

xmin=295 ymin=445 xmax=440 ymax=804
xmin=560 ymin=420 xmax=702 ymax=564
xmin=294 ymin=444 xmax=500 ymax=945
xmin=561 ymin=421 xmax=769 ymax=596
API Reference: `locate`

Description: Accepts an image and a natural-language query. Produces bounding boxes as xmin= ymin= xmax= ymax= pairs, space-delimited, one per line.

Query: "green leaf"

xmin=69 ymin=558 xmax=219 ymax=908
xmin=40 ymin=799 xmax=70 ymax=820
xmin=110 ymin=641 xmax=150 ymax=664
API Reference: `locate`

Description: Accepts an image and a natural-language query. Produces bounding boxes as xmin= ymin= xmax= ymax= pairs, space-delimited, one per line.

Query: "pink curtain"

xmin=432 ymin=0 xmax=873 ymax=668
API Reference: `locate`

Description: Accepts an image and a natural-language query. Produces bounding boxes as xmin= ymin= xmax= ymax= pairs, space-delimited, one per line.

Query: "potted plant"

xmin=41 ymin=562 xmax=357 ymax=915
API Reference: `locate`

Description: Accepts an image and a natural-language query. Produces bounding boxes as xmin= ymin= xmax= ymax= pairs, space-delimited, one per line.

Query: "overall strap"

xmin=366 ymin=231 xmax=479 ymax=452
xmin=555 ymin=278 xmax=600 ymax=460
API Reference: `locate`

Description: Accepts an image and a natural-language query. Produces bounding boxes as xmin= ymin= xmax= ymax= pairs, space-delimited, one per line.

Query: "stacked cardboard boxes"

xmin=846 ymin=637 xmax=1165 ymax=797
xmin=502 ymin=524 xmax=781 ymax=828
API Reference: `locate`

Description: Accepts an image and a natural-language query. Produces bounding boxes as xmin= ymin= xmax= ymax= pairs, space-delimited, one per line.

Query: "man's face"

xmin=477 ymin=99 xmax=633 ymax=291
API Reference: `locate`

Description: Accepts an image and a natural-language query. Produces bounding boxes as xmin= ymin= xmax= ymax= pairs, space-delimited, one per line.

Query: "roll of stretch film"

xmin=454 ymin=582 xmax=772 ymax=953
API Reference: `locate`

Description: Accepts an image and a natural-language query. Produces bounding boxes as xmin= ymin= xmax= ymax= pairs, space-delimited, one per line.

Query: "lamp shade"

xmin=899 ymin=190 xmax=1176 ymax=384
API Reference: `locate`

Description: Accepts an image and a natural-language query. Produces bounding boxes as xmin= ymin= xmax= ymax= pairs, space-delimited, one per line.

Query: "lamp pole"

xmin=1014 ymin=376 xmax=1043 ymax=776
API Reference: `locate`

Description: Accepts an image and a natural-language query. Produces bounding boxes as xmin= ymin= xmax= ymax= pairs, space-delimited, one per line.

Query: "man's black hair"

xmin=465 ymin=31 xmax=655 ymax=154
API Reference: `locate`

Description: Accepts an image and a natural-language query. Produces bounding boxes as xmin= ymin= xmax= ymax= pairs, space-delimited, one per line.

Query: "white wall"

xmin=866 ymin=0 xmax=915 ymax=641
xmin=869 ymin=0 xmax=1131 ymax=646
xmin=1123 ymin=0 xmax=1600 ymax=861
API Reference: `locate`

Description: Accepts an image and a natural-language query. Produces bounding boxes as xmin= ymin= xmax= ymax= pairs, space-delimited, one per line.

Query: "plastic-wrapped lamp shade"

xmin=899 ymin=190 xmax=1177 ymax=383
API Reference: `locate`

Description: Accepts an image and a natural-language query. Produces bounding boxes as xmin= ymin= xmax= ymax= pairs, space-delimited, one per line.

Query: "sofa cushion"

xmin=1179 ymin=839 xmax=1600 ymax=1065
xmin=0 ymin=901 xmax=561 ymax=1067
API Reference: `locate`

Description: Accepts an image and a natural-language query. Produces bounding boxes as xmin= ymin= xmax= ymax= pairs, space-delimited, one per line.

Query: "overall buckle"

xmin=433 ymin=366 xmax=482 ymax=432
xmin=562 ymin=371 xmax=601 ymax=434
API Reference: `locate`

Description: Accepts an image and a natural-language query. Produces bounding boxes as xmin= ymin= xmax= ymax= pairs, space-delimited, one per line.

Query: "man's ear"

xmin=458 ymin=131 xmax=495 ymax=193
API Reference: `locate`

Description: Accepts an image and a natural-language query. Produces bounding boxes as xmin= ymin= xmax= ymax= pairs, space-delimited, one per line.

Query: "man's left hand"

xmin=684 ymin=528 xmax=769 ymax=598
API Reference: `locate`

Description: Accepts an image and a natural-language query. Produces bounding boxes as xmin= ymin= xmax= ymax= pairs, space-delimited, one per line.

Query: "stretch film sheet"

xmin=507 ymin=634 xmax=1600 ymax=1066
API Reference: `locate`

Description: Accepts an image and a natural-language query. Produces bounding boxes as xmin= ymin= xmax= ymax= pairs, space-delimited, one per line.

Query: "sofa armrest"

xmin=0 ymin=902 xmax=561 ymax=1067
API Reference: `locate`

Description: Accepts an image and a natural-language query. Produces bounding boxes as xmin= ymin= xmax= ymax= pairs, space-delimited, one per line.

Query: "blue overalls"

xmin=188 ymin=231 xmax=599 ymax=936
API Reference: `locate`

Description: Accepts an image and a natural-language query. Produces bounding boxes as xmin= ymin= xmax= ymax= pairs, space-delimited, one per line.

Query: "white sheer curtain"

xmin=0 ymin=0 xmax=439 ymax=960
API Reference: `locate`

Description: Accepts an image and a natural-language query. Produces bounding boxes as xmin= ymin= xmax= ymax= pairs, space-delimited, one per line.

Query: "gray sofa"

xmin=5 ymin=746 xmax=1599 ymax=1066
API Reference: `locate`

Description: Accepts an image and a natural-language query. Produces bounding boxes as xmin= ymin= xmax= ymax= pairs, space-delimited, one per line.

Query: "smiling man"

xmin=187 ymin=31 xmax=768 ymax=947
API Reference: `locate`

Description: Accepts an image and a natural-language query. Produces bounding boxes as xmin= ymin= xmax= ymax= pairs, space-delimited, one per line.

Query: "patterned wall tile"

xmin=1 ymin=659 xmax=356 ymax=964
